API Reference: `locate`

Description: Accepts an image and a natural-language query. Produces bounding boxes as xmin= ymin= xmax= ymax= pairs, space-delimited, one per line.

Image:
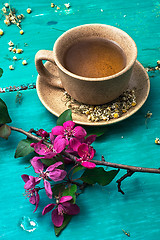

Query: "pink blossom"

xmin=77 ymin=143 xmax=96 ymax=169
xmin=31 ymin=135 xmax=66 ymax=159
xmin=21 ymin=174 xmax=40 ymax=212
xmin=36 ymin=129 xmax=49 ymax=138
xmin=51 ymin=121 xmax=87 ymax=146
xmin=30 ymin=160 xmax=67 ymax=199
xmin=84 ymin=135 xmax=97 ymax=145
xmin=42 ymin=196 xmax=80 ymax=227
xmin=69 ymin=134 xmax=97 ymax=152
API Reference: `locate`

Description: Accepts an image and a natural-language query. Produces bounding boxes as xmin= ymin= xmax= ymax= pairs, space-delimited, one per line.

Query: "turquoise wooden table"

xmin=1 ymin=0 xmax=160 ymax=239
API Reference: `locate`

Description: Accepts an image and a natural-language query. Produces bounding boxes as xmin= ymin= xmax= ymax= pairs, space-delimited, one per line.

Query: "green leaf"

xmin=0 ymin=124 xmax=11 ymax=140
xmin=57 ymin=109 xmax=72 ymax=126
xmin=62 ymin=184 xmax=77 ymax=203
xmin=14 ymin=139 xmax=36 ymax=158
xmin=72 ymin=165 xmax=85 ymax=175
xmin=86 ymin=129 xmax=105 ymax=138
xmin=80 ymin=167 xmax=119 ymax=186
xmin=54 ymin=214 xmax=72 ymax=236
xmin=0 ymin=68 xmax=3 ymax=77
xmin=41 ymin=158 xmax=57 ymax=166
xmin=55 ymin=154 xmax=64 ymax=166
xmin=52 ymin=183 xmax=66 ymax=197
xmin=0 ymin=98 xmax=12 ymax=124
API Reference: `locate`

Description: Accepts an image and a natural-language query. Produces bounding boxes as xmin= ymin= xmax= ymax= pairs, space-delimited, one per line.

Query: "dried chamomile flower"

xmin=16 ymin=48 xmax=23 ymax=54
xmin=8 ymin=40 xmax=14 ymax=46
xmin=2 ymin=7 xmax=7 ymax=13
xmin=4 ymin=3 xmax=9 ymax=8
xmin=13 ymin=56 xmax=17 ymax=60
xmin=131 ymin=101 xmax=136 ymax=107
xmin=20 ymin=29 xmax=24 ymax=35
xmin=26 ymin=8 xmax=32 ymax=14
xmin=63 ymin=89 xmax=137 ymax=122
xmin=4 ymin=19 xmax=10 ymax=25
xmin=12 ymin=48 xmax=17 ymax=53
xmin=113 ymin=113 xmax=119 ymax=118
xmin=0 ymin=29 xmax=4 ymax=36
xmin=22 ymin=60 xmax=27 ymax=65
xmin=8 ymin=47 xmax=13 ymax=51
xmin=64 ymin=3 xmax=71 ymax=9
xmin=9 ymin=65 xmax=14 ymax=70
xmin=155 ymin=138 xmax=160 ymax=145
xmin=51 ymin=3 xmax=55 ymax=8
xmin=17 ymin=14 xmax=24 ymax=19
xmin=155 ymin=66 xmax=159 ymax=70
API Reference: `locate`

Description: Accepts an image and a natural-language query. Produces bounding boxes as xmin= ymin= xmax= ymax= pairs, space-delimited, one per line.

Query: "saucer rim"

xmin=36 ymin=60 xmax=150 ymax=126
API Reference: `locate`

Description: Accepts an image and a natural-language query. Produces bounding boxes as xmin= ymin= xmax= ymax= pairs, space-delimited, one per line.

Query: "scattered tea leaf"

xmin=0 ymin=124 xmax=11 ymax=139
xmin=57 ymin=109 xmax=72 ymax=126
xmin=80 ymin=167 xmax=119 ymax=186
xmin=0 ymin=98 xmax=12 ymax=124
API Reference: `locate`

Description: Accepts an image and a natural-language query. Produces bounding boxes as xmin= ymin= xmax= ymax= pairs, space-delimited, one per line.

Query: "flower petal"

xmin=44 ymin=152 xmax=57 ymax=159
xmin=81 ymin=161 xmax=96 ymax=169
xmin=34 ymin=141 xmax=51 ymax=155
xmin=46 ymin=161 xmax=63 ymax=172
xmin=49 ymin=132 xmax=55 ymax=144
xmin=49 ymin=169 xmax=67 ymax=182
xmin=62 ymin=202 xmax=80 ymax=215
xmin=24 ymin=176 xmax=38 ymax=189
xmin=73 ymin=126 xmax=87 ymax=139
xmin=78 ymin=143 xmax=89 ymax=158
xmin=42 ymin=203 xmax=55 ymax=215
xmin=89 ymin=147 xmax=95 ymax=160
xmin=69 ymin=138 xmax=81 ymax=151
xmin=59 ymin=196 xmax=72 ymax=203
xmin=51 ymin=126 xmax=64 ymax=136
xmin=33 ymin=190 xmax=40 ymax=213
xmin=36 ymin=129 xmax=48 ymax=138
xmin=21 ymin=174 xmax=29 ymax=183
xmin=85 ymin=135 xmax=97 ymax=145
xmin=44 ymin=180 xmax=52 ymax=199
xmin=31 ymin=158 xmax=44 ymax=173
xmin=52 ymin=208 xmax=64 ymax=227
xmin=53 ymin=135 xmax=66 ymax=153
xmin=29 ymin=195 xmax=36 ymax=205
xmin=63 ymin=120 xmax=75 ymax=131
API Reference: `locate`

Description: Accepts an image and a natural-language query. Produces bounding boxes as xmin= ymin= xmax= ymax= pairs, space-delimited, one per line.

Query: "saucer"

xmin=36 ymin=60 xmax=150 ymax=126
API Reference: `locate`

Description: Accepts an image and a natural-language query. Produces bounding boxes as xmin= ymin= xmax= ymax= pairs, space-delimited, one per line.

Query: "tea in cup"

xmin=35 ymin=24 xmax=137 ymax=105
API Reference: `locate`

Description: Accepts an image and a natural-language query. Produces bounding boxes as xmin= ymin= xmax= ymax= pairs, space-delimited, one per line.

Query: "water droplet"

xmin=19 ymin=216 xmax=38 ymax=232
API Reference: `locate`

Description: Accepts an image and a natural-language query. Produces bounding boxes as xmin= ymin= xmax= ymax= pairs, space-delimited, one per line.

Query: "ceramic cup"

xmin=35 ymin=24 xmax=137 ymax=105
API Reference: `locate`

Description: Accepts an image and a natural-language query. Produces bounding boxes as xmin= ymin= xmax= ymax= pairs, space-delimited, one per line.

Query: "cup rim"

xmin=53 ymin=24 xmax=137 ymax=81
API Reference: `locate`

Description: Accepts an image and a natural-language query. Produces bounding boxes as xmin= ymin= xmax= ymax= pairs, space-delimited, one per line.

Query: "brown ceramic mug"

xmin=35 ymin=24 xmax=137 ymax=105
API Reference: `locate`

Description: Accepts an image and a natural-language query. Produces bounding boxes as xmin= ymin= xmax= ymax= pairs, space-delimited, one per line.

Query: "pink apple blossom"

xmin=76 ymin=143 xmax=96 ymax=169
xmin=42 ymin=196 xmax=80 ymax=227
xmin=21 ymin=174 xmax=40 ymax=212
xmin=30 ymin=160 xmax=67 ymax=199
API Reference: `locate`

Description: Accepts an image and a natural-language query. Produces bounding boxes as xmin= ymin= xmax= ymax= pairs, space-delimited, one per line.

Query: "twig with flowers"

xmin=1 ymin=93 xmax=160 ymax=236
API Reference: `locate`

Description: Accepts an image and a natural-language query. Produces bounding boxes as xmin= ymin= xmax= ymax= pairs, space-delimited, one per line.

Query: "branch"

xmin=10 ymin=126 xmax=160 ymax=174
xmin=116 ymin=170 xmax=134 ymax=195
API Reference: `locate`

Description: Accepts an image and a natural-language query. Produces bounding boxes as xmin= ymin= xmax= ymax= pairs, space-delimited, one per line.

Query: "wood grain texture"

xmin=0 ymin=0 xmax=160 ymax=239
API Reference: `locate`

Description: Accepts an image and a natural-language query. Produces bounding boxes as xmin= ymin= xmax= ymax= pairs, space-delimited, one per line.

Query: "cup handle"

xmin=35 ymin=50 xmax=63 ymax=88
